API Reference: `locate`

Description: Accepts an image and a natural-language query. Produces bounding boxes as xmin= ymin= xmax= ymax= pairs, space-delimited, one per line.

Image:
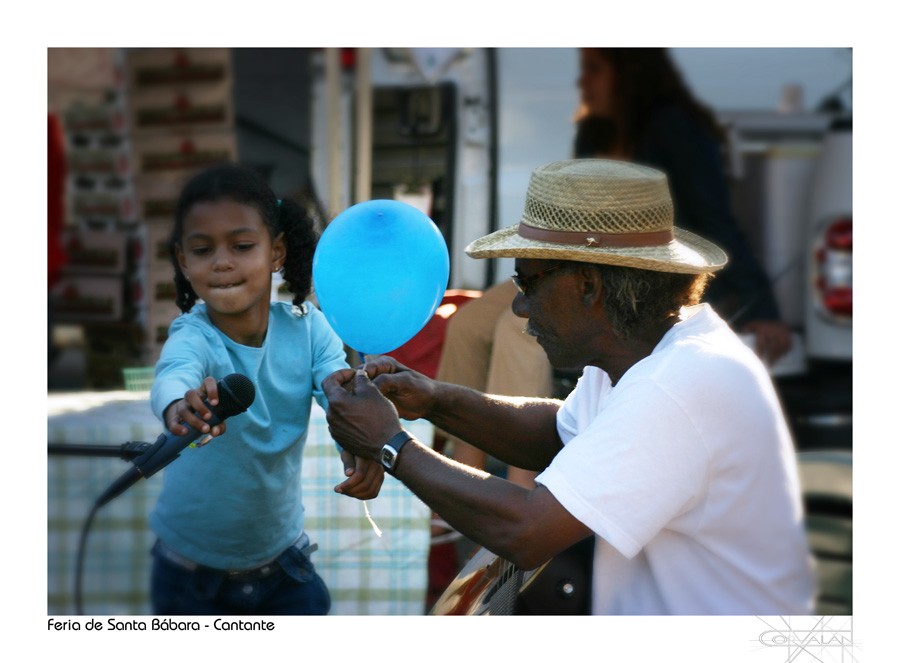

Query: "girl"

xmin=149 ymin=163 xmax=383 ymax=615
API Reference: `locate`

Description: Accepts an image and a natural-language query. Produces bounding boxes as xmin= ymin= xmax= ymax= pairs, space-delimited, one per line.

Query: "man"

xmin=323 ymin=159 xmax=815 ymax=615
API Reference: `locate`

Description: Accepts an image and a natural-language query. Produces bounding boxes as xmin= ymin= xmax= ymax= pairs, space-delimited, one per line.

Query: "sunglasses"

xmin=511 ymin=264 xmax=567 ymax=295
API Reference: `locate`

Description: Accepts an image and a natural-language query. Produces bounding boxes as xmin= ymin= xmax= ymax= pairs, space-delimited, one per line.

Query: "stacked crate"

xmin=49 ymin=51 xmax=149 ymax=389
xmin=125 ymin=48 xmax=239 ymax=364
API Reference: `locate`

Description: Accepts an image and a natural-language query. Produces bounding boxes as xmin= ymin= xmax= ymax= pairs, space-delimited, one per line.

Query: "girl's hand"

xmin=163 ymin=376 xmax=227 ymax=438
xmin=335 ymin=450 xmax=385 ymax=500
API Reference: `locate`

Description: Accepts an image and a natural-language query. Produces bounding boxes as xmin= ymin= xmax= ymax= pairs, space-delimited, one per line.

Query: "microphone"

xmin=94 ymin=373 xmax=256 ymax=507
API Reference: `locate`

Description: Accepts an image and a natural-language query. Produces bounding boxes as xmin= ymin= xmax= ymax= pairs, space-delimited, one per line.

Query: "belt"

xmin=155 ymin=538 xmax=318 ymax=581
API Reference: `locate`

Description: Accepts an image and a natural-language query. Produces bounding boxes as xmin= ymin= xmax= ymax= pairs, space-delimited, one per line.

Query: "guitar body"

xmin=429 ymin=537 xmax=594 ymax=616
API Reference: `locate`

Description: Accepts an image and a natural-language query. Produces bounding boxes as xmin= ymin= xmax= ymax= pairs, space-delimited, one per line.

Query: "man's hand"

xmin=358 ymin=356 xmax=439 ymax=421
xmin=742 ymin=319 xmax=793 ymax=366
xmin=323 ymin=368 xmax=403 ymax=462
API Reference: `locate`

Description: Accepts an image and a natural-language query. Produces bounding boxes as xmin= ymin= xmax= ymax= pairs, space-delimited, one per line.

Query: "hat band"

xmin=517 ymin=222 xmax=675 ymax=248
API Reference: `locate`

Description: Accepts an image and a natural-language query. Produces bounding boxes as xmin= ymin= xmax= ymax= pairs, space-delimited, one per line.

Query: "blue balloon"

xmin=312 ymin=200 xmax=450 ymax=355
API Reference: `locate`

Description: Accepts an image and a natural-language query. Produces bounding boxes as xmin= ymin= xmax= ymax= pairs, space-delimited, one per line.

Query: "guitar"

xmin=429 ymin=536 xmax=595 ymax=615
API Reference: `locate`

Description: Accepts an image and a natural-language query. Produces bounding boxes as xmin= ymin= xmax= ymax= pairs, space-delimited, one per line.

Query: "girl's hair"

xmin=590 ymin=262 xmax=710 ymax=340
xmin=169 ymin=163 xmax=318 ymax=313
xmin=584 ymin=48 xmax=725 ymax=155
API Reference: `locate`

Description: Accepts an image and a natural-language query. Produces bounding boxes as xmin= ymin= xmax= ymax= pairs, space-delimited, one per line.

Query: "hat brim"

xmin=465 ymin=224 xmax=728 ymax=274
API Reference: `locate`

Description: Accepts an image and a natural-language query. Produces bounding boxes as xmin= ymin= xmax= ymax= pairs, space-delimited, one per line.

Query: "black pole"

xmin=485 ymin=47 xmax=500 ymax=289
xmin=48 ymin=441 xmax=152 ymax=461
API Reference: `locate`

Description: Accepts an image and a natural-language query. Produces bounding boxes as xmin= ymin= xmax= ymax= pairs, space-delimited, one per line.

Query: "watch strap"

xmin=381 ymin=430 xmax=414 ymax=473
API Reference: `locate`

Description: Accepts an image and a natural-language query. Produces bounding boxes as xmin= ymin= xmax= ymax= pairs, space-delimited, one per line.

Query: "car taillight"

xmin=813 ymin=216 xmax=852 ymax=321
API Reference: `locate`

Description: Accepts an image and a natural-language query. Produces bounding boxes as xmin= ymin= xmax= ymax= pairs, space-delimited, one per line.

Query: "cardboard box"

xmin=66 ymin=135 xmax=133 ymax=178
xmin=60 ymin=228 xmax=133 ymax=275
xmin=68 ymin=181 xmax=138 ymax=223
xmin=134 ymin=174 xmax=187 ymax=222
xmin=126 ymin=48 xmax=231 ymax=90
xmin=63 ymin=96 xmax=129 ymax=135
xmin=127 ymin=220 xmax=175 ymax=278
xmin=132 ymin=131 xmax=237 ymax=176
xmin=50 ymin=276 xmax=124 ymax=322
xmin=129 ymin=81 xmax=234 ymax=134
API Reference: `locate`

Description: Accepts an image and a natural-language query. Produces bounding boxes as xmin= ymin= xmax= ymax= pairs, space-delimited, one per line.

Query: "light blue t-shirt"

xmin=149 ymin=301 xmax=349 ymax=570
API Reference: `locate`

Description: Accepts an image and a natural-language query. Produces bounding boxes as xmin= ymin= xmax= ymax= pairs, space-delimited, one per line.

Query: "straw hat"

xmin=466 ymin=159 xmax=728 ymax=274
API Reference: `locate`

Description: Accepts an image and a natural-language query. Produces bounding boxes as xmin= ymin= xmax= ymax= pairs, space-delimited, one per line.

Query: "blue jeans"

xmin=150 ymin=539 xmax=331 ymax=615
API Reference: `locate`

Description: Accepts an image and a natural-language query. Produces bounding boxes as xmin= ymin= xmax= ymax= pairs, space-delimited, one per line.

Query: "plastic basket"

xmin=122 ymin=367 xmax=155 ymax=392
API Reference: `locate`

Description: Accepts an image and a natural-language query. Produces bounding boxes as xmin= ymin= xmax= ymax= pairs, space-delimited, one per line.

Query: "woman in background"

xmin=575 ymin=47 xmax=792 ymax=362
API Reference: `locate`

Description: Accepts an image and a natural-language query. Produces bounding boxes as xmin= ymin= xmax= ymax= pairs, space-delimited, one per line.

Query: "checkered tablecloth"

xmin=47 ymin=391 xmax=432 ymax=616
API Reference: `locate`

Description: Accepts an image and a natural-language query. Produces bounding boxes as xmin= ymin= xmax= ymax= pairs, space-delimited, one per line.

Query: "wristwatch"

xmin=381 ymin=430 xmax=414 ymax=473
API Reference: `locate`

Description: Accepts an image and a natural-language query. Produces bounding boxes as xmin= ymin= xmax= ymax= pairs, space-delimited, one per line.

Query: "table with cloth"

xmin=47 ymin=390 xmax=432 ymax=615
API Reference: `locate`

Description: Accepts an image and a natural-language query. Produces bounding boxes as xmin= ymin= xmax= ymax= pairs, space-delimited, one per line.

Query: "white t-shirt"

xmin=535 ymin=304 xmax=816 ymax=615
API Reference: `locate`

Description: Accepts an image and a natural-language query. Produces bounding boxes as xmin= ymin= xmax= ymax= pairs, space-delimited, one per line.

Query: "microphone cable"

xmin=74 ymin=501 xmax=100 ymax=616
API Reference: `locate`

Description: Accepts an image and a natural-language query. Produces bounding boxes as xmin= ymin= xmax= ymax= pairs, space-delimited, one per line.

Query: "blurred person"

xmin=324 ymin=159 xmax=815 ymax=615
xmin=576 ymin=47 xmax=792 ymax=362
xmin=48 ymin=113 xmax=68 ymax=366
xmin=434 ymin=278 xmax=550 ymax=489
xmin=148 ymin=163 xmax=383 ymax=615
xmin=425 ymin=278 xmax=547 ymax=608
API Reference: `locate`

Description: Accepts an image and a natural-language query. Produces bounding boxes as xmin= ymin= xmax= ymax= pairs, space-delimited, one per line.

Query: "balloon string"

xmin=364 ymin=501 xmax=383 ymax=537
xmin=354 ymin=355 xmax=380 ymax=537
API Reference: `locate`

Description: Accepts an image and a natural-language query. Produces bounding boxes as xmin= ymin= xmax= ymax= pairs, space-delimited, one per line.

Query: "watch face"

xmin=381 ymin=447 xmax=396 ymax=468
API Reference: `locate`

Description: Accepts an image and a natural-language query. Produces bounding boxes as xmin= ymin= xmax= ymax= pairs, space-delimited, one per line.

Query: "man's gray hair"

xmin=590 ymin=263 xmax=710 ymax=339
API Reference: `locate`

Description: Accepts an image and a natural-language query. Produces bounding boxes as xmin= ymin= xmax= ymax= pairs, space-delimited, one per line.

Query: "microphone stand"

xmin=48 ymin=441 xmax=152 ymax=461
xmin=48 ymin=372 xmax=256 ymax=615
